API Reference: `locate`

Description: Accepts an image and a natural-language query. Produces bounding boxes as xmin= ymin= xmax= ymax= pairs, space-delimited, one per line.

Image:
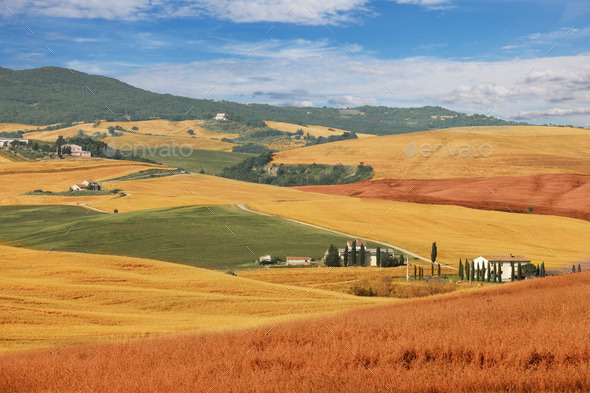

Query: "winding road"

xmin=236 ymin=203 xmax=457 ymax=269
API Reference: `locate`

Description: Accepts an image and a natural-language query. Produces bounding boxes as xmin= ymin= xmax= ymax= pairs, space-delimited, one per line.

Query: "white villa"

xmin=214 ymin=113 xmax=228 ymax=121
xmin=70 ymin=179 xmax=101 ymax=191
xmin=473 ymin=254 xmax=531 ymax=282
xmin=61 ymin=144 xmax=91 ymax=157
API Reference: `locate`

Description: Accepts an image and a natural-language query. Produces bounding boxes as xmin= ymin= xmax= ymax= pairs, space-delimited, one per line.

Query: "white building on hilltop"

xmin=61 ymin=144 xmax=91 ymax=157
xmin=473 ymin=254 xmax=531 ymax=282
xmin=214 ymin=113 xmax=227 ymax=121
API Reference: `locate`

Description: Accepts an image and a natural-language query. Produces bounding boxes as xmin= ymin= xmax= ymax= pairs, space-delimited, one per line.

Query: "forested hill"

xmin=0 ymin=66 xmax=523 ymax=134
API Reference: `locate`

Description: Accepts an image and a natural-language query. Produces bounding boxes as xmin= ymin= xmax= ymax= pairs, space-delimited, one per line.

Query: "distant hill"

xmin=0 ymin=66 xmax=524 ymax=134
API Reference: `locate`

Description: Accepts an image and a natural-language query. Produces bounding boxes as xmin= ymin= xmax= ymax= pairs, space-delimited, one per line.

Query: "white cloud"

xmin=1 ymin=0 xmax=372 ymax=24
xmin=328 ymin=95 xmax=378 ymax=107
xmin=1 ymin=0 xmax=453 ymax=23
xmin=510 ymin=107 xmax=590 ymax=120
xmin=117 ymin=41 xmax=590 ymax=125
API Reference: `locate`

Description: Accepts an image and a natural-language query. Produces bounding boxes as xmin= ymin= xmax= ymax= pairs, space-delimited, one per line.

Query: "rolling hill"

xmin=2 ymin=272 xmax=588 ymax=392
xmin=0 ymin=66 xmax=521 ymax=134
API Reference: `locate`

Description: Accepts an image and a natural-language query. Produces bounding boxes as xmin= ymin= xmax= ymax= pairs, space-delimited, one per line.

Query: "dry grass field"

xmin=273 ymin=126 xmax=590 ymax=180
xmin=239 ymin=265 xmax=458 ymax=293
xmin=248 ymin=198 xmax=590 ymax=267
xmin=0 ymin=160 xmax=158 ymax=206
xmin=265 ymin=121 xmax=375 ymax=139
xmin=2 ymin=272 xmax=588 ymax=393
xmin=0 ymin=244 xmax=384 ymax=353
xmin=83 ymin=173 xmax=332 ymax=213
xmin=0 ymin=122 xmax=40 ymax=132
xmin=20 ymin=120 xmax=236 ymax=152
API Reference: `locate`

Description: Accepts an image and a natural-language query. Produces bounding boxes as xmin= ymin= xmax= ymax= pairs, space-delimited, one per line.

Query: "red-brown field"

xmin=296 ymin=173 xmax=590 ymax=221
xmin=2 ymin=272 xmax=589 ymax=393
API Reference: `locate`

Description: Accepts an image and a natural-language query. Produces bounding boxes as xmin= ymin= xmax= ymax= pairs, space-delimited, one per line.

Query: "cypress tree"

xmin=511 ymin=263 xmax=515 ymax=282
xmin=414 ymin=265 xmax=417 ymax=280
xmin=517 ymin=262 xmax=522 ymax=280
xmin=351 ymin=240 xmax=356 ymax=266
xmin=481 ymin=264 xmax=486 ymax=282
xmin=438 ymin=263 xmax=441 ymax=277
xmin=431 ymin=242 xmax=437 ymax=263
xmin=487 ymin=264 xmax=491 ymax=282
xmin=572 ymin=264 xmax=576 ymax=273
xmin=476 ymin=264 xmax=480 ymax=281
xmin=343 ymin=246 xmax=349 ymax=267
xmin=459 ymin=259 xmax=464 ymax=280
xmin=498 ymin=263 xmax=502 ymax=283
xmin=359 ymin=243 xmax=366 ymax=267
xmin=541 ymin=262 xmax=545 ymax=277
xmin=471 ymin=261 xmax=475 ymax=281
xmin=578 ymin=264 xmax=582 ymax=273
xmin=376 ymin=247 xmax=381 ymax=267
xmin=536 ymin=264 xmax=540 ymax=277
xmin=465 ymin=260 xmax=470 ymax=281
xmin=431 ymin=263 xmax=434 ymax=276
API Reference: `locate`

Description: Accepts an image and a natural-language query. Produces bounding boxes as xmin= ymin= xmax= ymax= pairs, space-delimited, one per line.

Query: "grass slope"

xmin=0 ymin=205 xmax=376 ymax=269
xmin=135 ymin=148 xmax=254 ymax=175
xmin=2 ymin=272 xmax=588 ymax=392
xmin=0 ymin=244 xmax=382 ymax=353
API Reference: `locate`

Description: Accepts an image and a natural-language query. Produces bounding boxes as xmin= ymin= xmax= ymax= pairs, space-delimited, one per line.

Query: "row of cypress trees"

xmin=458 ymin=259 xmax=548 ymax=282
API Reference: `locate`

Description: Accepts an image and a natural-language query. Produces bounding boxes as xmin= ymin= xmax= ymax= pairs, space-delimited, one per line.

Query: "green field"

xmin=0 ymin=205 xmax=376 ymax=269
xmin=136 ymin=148 xmax=254 ymax=175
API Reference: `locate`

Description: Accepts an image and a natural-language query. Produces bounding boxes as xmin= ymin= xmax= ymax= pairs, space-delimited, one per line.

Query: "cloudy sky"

xmin=1 ymin=0 xmax=590 ymax=126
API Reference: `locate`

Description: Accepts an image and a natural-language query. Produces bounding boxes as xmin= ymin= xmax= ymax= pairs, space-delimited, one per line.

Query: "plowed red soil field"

xmin=296 ymin=173 xmax=590 ymax=221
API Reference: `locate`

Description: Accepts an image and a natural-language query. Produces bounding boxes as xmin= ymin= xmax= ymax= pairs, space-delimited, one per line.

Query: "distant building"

xmin=70 ymin=179 xmax=101 ymax=191
xmin=61 ymin=144 xmax=91 ymax=157
xmin=286 ymin=256 xmax=312 ymax=266
xmin=258 ymin=255 xmax=272 ymax=264
xmin=325 ymin=239 xmax=395 ymax=267
xmin=214 ymin=113 xmax=228 ymax=121
xmin=473 ymin=254 xmax=531 ymax=282
xmin=0 ymin=138 xmax=28 ymax=147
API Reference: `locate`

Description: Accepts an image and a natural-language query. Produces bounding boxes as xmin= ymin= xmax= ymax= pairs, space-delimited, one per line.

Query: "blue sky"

xmin=1 ymin=0 xmax=590 ymax=125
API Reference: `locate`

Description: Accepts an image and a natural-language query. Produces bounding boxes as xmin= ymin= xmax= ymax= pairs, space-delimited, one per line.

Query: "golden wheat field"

xmin=0 ymin=244 xmax=385 ymax=353
xmin=273 ymin=126 xmax=590 ymax=179
xmin=248 ymin=197 xmax=590 ymax=267
xmin=0 ymin=160 xmax=158 ymax=206
xmin=83 ymin=173 xmax=332 ymax=213
xmin=2 ymin=272 xmax=588 ymax=393
xmin=0 ymin=122 xmax=40 ymax=132
xmin=265 ymin=121 xmax=375 ymax=139
xmin=20 ymin=120 xmax=236 ymax=152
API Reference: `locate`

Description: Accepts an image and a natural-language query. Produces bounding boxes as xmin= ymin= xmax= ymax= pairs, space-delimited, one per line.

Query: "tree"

xmin=376 ymin=247 xmax=381 ymax=267
xmin=187 ymin=129 xmax=195 ymax=135
xmin=350 ymin=240 xmax=357 ymax=266
xmin=476 ymin=264 xmax=480 ymax=281
xmin=324 ymin=245 xmax=341 ymax=267
xmin=487 ymin=264 xmax=491 ymax=282
xmin=511 ymin=263 xmax=515 ymax=282
xmin=481 ymin=264 xmax=486 ymax=282
xmin=414 ymin=265 xmax=417 ymax=280
xmin=431 ymin=262 xmax=434 ymax=276
xmin=536 ymin=264 xmax=540 ymax=277
xmin=359 ymin=243 xmax=366 ymax=267
xmin=465 ymin=260 xmax=470 ymax=281
xmin=343 ymin=246 xmax=349 ymax=267
xmin=572 ymin=264 xmax=576 ymax=273
xmin=517 ymin=262 xmax=522 ymax=280
xmin=431 ymin=242 xmax=437 ymax=263
xmin=578 ymin=264 xmax=582 ymax=273
xmin=437 ymin=263 xmax=441 ymax=277
xmin=55 ymin=135 xmax=65 ymax=155
xmin=498 ymin=263 xmax=502 ymax=283
xmin=541 ymin=262 xmax=546 ymax=277
xmin=471 ymin=261 xmax=475 ymax=281
xmin=459 ymin=259 xmax=464 ymax=280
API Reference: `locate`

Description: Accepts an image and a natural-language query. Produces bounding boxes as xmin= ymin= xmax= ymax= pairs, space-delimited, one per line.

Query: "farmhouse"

xmin=61 ymin=144 xmax=91 ymax=157
xmin=0 ymin=138 xmax=28 ymax=147
xmin=214 ymin=113 xmax=228 ymax=121
xmin=330 ymin=239 xmax=395 ymax=267
xmin=286 ymin=256 xmax=312 ymax=266
xmin=257 ymin=255 xmax=272 ymax=264
xmin=70 ymin=180 xmax=102 ymax=191
xmin=473 ymin=254 xmax=531 ymax=282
